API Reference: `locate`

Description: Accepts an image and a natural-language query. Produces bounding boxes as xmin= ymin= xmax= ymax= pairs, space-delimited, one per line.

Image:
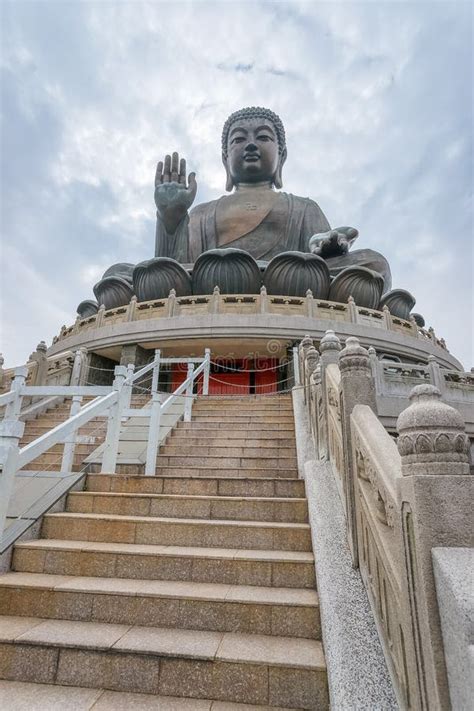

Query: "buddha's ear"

xmin=274 ymin=147 xmax=287 ymax=190
xmin=222 ymin=152 xmax=234 ymax=192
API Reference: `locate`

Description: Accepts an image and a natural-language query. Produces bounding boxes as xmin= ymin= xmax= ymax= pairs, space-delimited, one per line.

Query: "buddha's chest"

xmin=216 ymin=190 xmax=287 ymax=246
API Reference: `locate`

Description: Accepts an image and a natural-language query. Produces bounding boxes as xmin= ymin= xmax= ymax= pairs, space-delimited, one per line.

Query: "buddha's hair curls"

xmin=221 ymin=107 xmax=286 ymax=156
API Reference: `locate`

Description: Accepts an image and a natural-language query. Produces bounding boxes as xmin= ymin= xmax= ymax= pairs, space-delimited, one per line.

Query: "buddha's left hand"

xmin=308 ymin=226 xmax=359 ymax=258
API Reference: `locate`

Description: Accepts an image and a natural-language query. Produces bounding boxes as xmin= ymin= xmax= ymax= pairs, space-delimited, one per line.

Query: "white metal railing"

xmin=0 ymin=349 xmax=211 ymax=539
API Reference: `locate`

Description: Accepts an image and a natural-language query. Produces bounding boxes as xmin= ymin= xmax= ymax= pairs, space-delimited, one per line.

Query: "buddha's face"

xmin=225 ymin=117 xmax=281 ymax=186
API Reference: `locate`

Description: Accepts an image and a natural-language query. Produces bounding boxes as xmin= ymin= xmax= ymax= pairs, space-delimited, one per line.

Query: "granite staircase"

xmin=19 ymin=395 xmax=150 ymax=472
xmin=0 ymin=394 xmax=328 ymax=709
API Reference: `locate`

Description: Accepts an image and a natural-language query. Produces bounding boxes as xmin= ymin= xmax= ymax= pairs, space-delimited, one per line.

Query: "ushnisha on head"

xmin=221 ymin=107 xmax=288 ymax=191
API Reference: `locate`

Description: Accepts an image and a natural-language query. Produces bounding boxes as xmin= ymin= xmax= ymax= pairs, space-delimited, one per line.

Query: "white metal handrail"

xmin=0 ymin=349 xmax=212 ymax=538
xmin=143 ymin=350 xmax=210 ymax=475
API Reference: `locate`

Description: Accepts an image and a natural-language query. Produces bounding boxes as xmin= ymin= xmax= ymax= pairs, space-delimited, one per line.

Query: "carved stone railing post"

xmin=427 ymin=355 xmax=446 ymax=395
xmin=167 ymin=288 xmax=177 ymax=317
xmin=339 ymin=337 xmax=377 ymax=565
xmin=29 ymin=341 xmax=49 ymax=386
xmin=298 ymin=335 xmax=313 ymax=404
xmin=368 ymin=346 xmax=384 ymax=396
xmin=69 ymin=347 xmax=88 ymax=386
xmin=397 ymin=385 xmax=471 ymax=710
xmin=305 ymin=289 xmax=314 ymax=317
xmin=305 ymin=346 xmax=319 ymax=435
xmin=126 ymin=295 xmax=137 ymax=322
xmin=210 ymin=285 xmax=220 ymax=314
xmin=382 ymin=304 xmax=392 ymax=330
xmin=347 ymin=295 xmax=359 ymax=323
xmin=319 ymin=329 xmax=342 ymax=459
xmin=259 ymin=285 xmax=268 ymax=314
xmin=96 ymin=304 xmax=106 ymax=327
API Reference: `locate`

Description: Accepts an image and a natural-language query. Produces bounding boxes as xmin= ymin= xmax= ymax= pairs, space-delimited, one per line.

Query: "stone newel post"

xmin=318 ymin=330 xmax=342 ymax=459
xmin=305 ymin=346 xmax=320 ymax=440
xmin=29 ymin=341 xmax=49 ymax=386
xmin=396 ymin=384 xmax=472 ymax=711
xmin=339 ymin=336 xmax=377 ymax=565
xmin=298 ymin=335 xmax=313 ymax=403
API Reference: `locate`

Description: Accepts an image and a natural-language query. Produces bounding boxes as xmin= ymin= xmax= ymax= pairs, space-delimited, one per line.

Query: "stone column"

xmin=29 ymin=341 xmax=49 ymax=386
xmin=305 ymin=346 xmax=320 ymax=438
xmin=339 ymin=337 xmax=377 ymax=566
xmin=298 ymin=335 xmax=313 ymax=404
xmin=318 ymin=330 xmax=342 ymax=460
xmin=397 ymin=385 xmax=472 ymax=711
xmin=120 ymin=344 xmax=151 ymax=394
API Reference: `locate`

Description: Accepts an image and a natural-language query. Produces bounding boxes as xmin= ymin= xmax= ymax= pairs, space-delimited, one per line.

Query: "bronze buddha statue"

xmin=85 ymin=107 xmax=417 ymax=317
xmin=153 ymin=107 xmax=391 ymax=291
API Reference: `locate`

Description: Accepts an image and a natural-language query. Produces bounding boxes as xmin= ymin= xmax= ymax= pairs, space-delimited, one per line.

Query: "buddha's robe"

xmin=156 ymin=191 xmax=329 ymax=261
xmin=154 ymin=189 xmax=391 ymax=290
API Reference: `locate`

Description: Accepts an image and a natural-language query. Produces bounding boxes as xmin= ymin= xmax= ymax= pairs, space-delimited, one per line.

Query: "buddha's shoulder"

xmin=190 ymin=198 xmax=220 ymax=220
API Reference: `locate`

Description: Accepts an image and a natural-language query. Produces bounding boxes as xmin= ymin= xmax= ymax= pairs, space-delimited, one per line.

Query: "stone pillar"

xmin=427 ymin=355 xmax=446 ymax=394
xmin=347 ymin=295 xmax=359 ymax=323
xmin=70 ymin=347 xmax=88 ymax=385
xmin=167 ymin=288 xmax=177 ymax=317
xmin=318 ymin=330 xmax=342 ymax=459
xmin=126 ymin=295 xmax=137 ymax=322
xmin=397 ymin=385 xmax=472 ymax=711
xmin=305 ymin=289 xmax=314 ymax=317
xmin=210 ymin=286 xmax=220 ymax=314
xmin=339 ymin=337 xmax=377 ymax=566
xmin=298 ymin=335 xmax=313 ymax=404
xmin=305 ymin=345 xmax=319 ymax=421
xmin=120 ymin=344 xmax=150 ymax=393
xmin=259 ymin=285 xmax=268 ymax=314
xmin=29 ymin=341 xmax=49 ymax=386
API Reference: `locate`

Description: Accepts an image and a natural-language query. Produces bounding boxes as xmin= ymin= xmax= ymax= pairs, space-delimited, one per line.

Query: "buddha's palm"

xmin=155 ymin=152 xmax=197 ymax=234
xmin=308 ymin=227 xmax=359 ymax=258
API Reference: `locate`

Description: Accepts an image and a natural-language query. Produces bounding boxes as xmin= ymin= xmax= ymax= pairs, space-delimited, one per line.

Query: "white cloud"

xmin=1 ymin=0 xmax=472 ymax=368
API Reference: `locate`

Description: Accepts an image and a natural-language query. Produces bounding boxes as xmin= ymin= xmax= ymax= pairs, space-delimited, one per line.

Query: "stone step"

xmin=41 ymin=513 xmax=312 ymax=551
xmin=0 ymin=617 xmax=328 ymax=708
xmin=156 ymin=456 xmax=297 ymax=469
xmin=153 ymin=466 xmax=299 ymax=479
xmin=0 ymin=680 xmax=296 ymax=711
xmin=192 ymin=416 xmax=294 ymax=424
xmin=28 ymin=416 xmax=106 ymax=427
xmin=167 ymin=436 xmax=296 ymax=448
xmin=0 ymin=573 xmax=320 ymax=639
xmin=22 ymin=451 xmax=93 ymax=468
xmin=171 ymin=428 xmax=295 ymax=440
xmin=86 ymin=474 xmax=305 ymax=498
xmin=18 ymin=442 xmax=98 ymax=453
xmin=66 ymin=492 xmax=308 ymax=523
xmin=193 ymin=405 xmax=294 ymax=413
xmin=160 ymin=445 xmax=296 ymax=457
xmin=13 ymin=539 xmax=316 ymax=588
xmin=23 ymin=423 xmax=107 ymax=437
xmin=177 ymin=422 xmax=294 ymax=431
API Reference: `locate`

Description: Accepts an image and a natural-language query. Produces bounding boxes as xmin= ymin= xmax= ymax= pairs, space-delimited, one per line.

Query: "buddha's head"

xmin=221 ymin=107 xmax=287 ymax=191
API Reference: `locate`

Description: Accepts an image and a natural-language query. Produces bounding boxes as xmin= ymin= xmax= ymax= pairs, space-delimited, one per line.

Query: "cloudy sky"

xmin=1 ymin=0 xmax=472 ymax=368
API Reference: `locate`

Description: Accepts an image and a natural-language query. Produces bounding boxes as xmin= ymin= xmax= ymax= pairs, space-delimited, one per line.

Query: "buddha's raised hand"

xmin=308 ymin=226 xmax=359 ymax=258
xmin=154 ymin=152 xmax=197 ymax=234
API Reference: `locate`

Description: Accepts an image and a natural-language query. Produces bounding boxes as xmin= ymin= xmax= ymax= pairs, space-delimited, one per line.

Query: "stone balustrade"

xmin=300 ymin=332 xmax=472 ymax=710
xmin=52 ymin=290 xmax=447 ymax=349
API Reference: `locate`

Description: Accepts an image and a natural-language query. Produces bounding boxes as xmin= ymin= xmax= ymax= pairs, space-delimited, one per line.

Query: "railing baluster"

xmin=184 ymin=363 xmax=195 ymax=422
xmin=101 ymin=365 xmax=127 ymax=473
xmin=145 ymin=393 xmax=162 ymax=476
xmin=61 ymin=394 xmax=83 ymax=472
xmin=151 ymin=349 xmax=161 ymax=394
xmin=203 ymin=349 xmax=210 ymax=396
xmin=0 ymin=366 xmax=28 ymax=540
